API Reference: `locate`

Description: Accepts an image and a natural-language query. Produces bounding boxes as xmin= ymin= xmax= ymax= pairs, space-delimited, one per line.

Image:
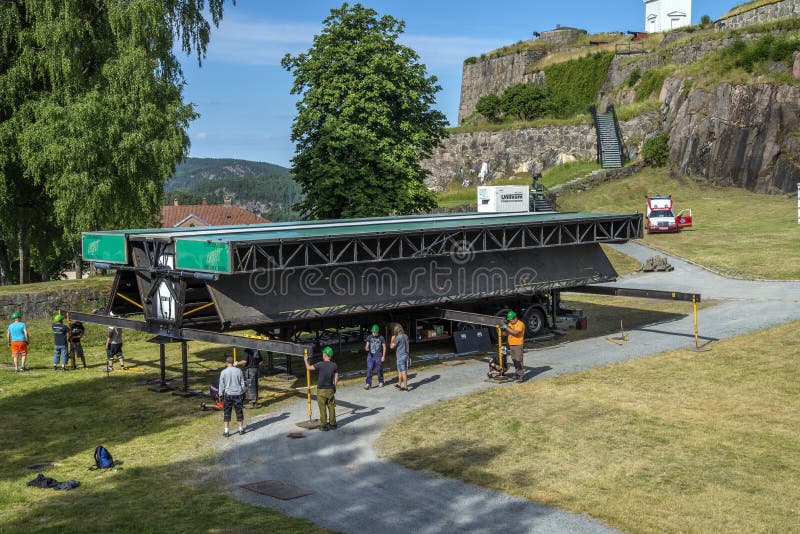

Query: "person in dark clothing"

xmin=236 ymin=348 xmax=261 ymax=408
xmin=363 ymin=324 xmax=386 ymax=390
xmin=52 ymin=315 xmax=70 ymax=371
xmin=304 ymin=346 xmax=338 ymax=431
xmin=68 ymin=320 xmax=86 ymax=369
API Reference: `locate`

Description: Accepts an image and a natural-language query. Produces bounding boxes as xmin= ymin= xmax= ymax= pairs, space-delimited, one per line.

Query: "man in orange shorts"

xmin=6 ymin=311 xmax=29 ymax=372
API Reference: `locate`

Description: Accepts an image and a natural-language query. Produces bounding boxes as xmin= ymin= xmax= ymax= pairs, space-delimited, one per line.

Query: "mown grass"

xmin=0 ymin=316 xmax=326 ymax=533
xmin=448 ymin=113 xmax=591 ymax=134
xmin=0 ymin=276 xmax=112 ymax=296
xmin=557 ymin=168 xmax=800 ymax=279
xmin=377 ymin=320 xmax=800 ymax=533
xmin=436 ymin=161 xmax=601 ymax=208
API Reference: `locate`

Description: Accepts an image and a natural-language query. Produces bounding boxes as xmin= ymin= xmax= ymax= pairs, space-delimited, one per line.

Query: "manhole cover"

xmin=241 ymin=480 xmax=313 ymax=500
xmin=26 ymin=462 xmax=56 ymax=470
xmin=287 ymin=432 xmax=305 ymax=439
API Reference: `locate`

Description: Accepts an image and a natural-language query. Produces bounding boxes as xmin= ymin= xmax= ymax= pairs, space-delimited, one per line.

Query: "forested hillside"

xmin=166 ymin=158 xmax=302 ymax=221
xmin=166 ymin=158 xmax=292 ymax=191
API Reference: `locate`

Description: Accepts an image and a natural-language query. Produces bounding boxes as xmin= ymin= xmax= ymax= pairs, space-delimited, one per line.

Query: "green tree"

xmin=0 ymin=0 xmax=229 ymax=283
xmin=700 ymin=14 xmax=712 ymax=25
xmin=281 ymin=3 xmax=447 ymax=219
xmin=475 ymin=94 xmax=502 ymax=123
xmin=500 ymin=83 xmax=550 ymax=121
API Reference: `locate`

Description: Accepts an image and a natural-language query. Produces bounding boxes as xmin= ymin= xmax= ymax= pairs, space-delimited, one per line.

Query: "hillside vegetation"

xmin=558 ymin=168 xmax=800 ymax=279
xmin=166 ymin=158 xmax=302 ymax=222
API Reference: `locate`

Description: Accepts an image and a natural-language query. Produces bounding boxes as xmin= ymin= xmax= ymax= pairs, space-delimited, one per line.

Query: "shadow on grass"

xmin=7 ymin=454 xmax=324 ymax=533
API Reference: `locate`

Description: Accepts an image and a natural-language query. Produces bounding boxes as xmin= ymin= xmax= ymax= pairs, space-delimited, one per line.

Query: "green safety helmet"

xmin=371 ymin=324 xmax=380 ymax=333
xmin=54 ymin=314 xmax=63 ymax=322
xmin=11 ymin=311 xmax=21 ymax=319
xmin=322 ymin=346 xmax=334 ymax=357
xmin=506 ymin=311 xmax=517 ymax=321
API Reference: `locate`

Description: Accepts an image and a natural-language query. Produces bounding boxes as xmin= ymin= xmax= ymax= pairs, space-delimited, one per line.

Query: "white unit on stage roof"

xmin=644 ymin=0 xmax=692 ymax=33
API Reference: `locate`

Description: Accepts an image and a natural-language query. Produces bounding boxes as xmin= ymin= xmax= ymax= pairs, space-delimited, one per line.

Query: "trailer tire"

xmin=523 ymin=307 xmax=546 ymax=336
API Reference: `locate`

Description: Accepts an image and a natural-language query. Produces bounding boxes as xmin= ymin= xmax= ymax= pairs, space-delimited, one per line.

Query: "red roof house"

xmin=160 ymin=197 xmax=268 ymax=228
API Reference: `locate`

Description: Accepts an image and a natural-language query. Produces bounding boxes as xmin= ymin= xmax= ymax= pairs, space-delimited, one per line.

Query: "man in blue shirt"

xmin=6 ymin=311 xmax=29 ymax=372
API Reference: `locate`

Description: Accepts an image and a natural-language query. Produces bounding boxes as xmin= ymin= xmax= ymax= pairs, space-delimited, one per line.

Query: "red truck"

xmin=645 ymin=196 xmax=693 ymax=233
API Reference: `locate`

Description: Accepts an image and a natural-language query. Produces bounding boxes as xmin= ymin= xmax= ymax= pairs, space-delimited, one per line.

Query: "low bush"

xmin=626 ymin=68 xmax=641 ymax=87
xmin=641 ymin=132 xmax=670 ymax=167
xmin=635 ymin=67 xmax=670 ymax=102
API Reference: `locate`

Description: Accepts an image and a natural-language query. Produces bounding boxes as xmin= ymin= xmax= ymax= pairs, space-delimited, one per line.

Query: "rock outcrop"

xmin=662 ymin=78 xmax=800 ymax=193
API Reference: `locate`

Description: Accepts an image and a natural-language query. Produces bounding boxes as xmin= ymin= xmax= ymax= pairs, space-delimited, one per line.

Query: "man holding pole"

xmin=304 ymin=346 xmax=338 ymax=431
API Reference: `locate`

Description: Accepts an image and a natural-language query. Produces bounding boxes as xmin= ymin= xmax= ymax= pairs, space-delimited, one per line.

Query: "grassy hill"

xmin=557 ymin=168 xmax=799 ymax=280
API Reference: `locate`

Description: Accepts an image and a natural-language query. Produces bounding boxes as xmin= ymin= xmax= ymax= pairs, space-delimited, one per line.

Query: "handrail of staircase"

xmin=607 ymin=104 xmax=628 ymax=164
xmin=588 ymin=105 xmax=603 ymax=165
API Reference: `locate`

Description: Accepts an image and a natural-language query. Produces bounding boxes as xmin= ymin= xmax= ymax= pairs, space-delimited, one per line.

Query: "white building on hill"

xmin=644 ymin=0 xmax=692 ymax=32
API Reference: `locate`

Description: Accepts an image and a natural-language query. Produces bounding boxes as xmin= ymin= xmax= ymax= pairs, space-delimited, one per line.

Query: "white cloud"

xmin=205 ymin=15 xmax=506 ymax=69
xmin=195 ymin=132 xmax=208 ymax=140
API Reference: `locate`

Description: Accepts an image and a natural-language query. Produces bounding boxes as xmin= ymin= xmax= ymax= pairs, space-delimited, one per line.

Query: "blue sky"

xmin=179 ymin=1 xmax=738 ymax=167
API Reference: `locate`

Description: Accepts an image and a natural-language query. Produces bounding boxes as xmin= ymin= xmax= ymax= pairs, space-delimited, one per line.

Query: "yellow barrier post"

xmin=305 ymin=348 xmax=312 ymax=421
xmin=497 ymin=325 xmax=503 ymax=369
xmin=688 ymin=294 xmax=711 ymax=352
xmin=295 ymin=348 xmax=321 ymax=428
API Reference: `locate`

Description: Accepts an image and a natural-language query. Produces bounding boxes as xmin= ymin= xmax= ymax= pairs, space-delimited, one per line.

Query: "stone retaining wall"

xmin=716 ymin=0 xmax=800 ymax=30
xmin=423 ymin=111 xmax=659 ymax=190
xmin=0 ymin=286 xmax=110 ymax=320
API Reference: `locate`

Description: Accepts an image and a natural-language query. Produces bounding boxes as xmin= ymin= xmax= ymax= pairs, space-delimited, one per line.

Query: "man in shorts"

xmin=6 ymin=311 xmax=29 ymax=372
xmin=105 ymin=313 xmax=125 ymax=371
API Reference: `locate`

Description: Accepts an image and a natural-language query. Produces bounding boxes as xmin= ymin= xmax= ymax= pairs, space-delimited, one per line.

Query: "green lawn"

xmin=0 ymin=276 xmax=112 ymax=296
xmin=0 ymin=317 xmax=325 ymax=533
xmin=377 ymin=321 xmax=800 ymax=533
xmin=558 ymin=168 xmax=800 ymax=279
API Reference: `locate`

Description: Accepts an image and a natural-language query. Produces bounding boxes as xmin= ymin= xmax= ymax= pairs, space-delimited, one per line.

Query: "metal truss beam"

xmin=569 ymin=285 xmax=701 ymax=302
xmin=230 ymin=215 xmax=642 ymax=273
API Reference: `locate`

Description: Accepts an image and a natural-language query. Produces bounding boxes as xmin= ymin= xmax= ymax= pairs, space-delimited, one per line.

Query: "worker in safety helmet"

xmin=363 ymin=324 xmax=386 ymax=390
xmin=304 ymin=346 xmax=338 ymax=431
xmin=502 ymin=311 xmax=526 ymax=381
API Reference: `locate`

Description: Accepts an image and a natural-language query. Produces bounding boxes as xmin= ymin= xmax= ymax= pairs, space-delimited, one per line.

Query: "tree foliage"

xmin=281 ymin=3 xmax=447 ymax=219
xmin=642 ymin=132 xmax=670 ymax=167
xmin=0 ymin=0 xmax=229 ymax=282
xmin=475 ymin=94 xmax=502 ymax=123
xmin=500 ymin=83 xmax=551 ymax=121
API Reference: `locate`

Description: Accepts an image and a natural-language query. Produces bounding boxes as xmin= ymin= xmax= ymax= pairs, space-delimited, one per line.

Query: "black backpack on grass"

xmin=94 ymin=445 xmax=114 ymax=469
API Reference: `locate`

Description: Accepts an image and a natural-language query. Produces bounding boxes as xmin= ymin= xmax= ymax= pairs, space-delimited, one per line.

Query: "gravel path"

xmin=220 ymin=242 xmax=800 ymax=533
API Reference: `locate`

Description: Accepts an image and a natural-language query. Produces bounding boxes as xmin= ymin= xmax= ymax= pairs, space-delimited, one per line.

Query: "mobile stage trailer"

xmin=78 ymin=210 xmax=642 ymax=353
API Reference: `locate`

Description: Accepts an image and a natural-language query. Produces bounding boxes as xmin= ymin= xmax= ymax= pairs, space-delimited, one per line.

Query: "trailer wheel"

xmin=523 ymin=307 xmax=546 ymax=336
